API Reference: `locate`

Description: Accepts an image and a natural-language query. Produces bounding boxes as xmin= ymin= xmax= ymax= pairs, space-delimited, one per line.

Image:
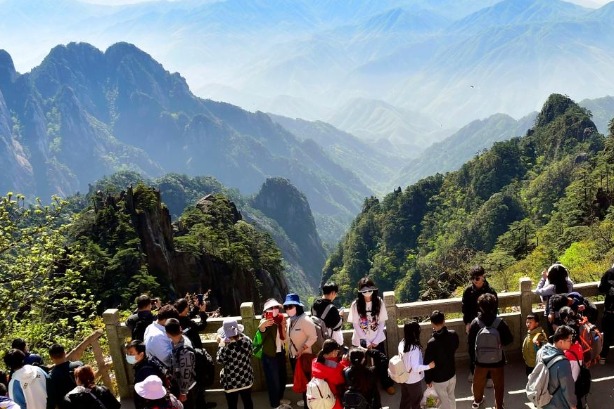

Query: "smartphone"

xmin=360 ymin=339 xmax=367 ymax=348
xmin=197 ymin=293 xmax=204 ymax=306
xmin=265 ymin=311 xmax=274 ymax=320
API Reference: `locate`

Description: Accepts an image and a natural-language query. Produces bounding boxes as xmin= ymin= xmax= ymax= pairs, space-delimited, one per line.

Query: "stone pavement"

xmin=121 ymin=357 xmax=614 ymax=409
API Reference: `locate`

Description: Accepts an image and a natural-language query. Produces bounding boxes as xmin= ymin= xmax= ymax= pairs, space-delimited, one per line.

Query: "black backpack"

xmin=342 ymin=367 xmax=372 ymax=409
xmin=176 ymin=345 xmax=215 ymax=387
xmin=132 ymin=315 xmax=154 ymax=341
xmin=569 ymin=350 xmax=591 ymax=398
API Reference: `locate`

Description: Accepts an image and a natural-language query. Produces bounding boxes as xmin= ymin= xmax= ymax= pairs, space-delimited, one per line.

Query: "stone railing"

xmin=104 ymin=278 xmax=603 ymax=398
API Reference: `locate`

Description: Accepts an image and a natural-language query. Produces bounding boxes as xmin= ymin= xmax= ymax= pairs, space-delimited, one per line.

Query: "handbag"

xmin=253 ymin=330 xmax=264 ymax=359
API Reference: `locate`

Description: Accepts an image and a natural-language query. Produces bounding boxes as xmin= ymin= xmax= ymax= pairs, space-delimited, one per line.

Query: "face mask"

xmin=272 ymin=309 xmax=279 ymax=317
xmin=361 ymin=291 xmax=373 ymax=297
xmin=287 ymin=308 xmax=297 ymax=317
xmin=125 ymin=354 xmax=137 ymax=365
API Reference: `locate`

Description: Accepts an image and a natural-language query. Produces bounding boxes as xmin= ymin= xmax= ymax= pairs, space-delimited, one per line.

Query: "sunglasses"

xmin=359 ymin=289 xmax=374 ymax=294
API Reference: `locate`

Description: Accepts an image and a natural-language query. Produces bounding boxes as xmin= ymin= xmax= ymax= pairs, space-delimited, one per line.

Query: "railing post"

xmin=241 ymin=302 xmax=263 ymax=390
xmin=520 ymin=278 xmax=534 ymax=340
xmin=384 ymin=291 xmax=398 ymax=356
xmin=103 ymin=309 xmax=131 ymax=399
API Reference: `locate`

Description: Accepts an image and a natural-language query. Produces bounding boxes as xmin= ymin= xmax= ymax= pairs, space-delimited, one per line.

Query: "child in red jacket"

xmin=311 ymin=339 xmax=349 ymax=409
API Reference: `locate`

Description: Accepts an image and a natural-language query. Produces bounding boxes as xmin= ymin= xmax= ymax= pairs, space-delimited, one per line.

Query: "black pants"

xmin=224 ymin=388 xmax=253 ymax=409
xmin=601 ymin=312 xmax=614 ymax=358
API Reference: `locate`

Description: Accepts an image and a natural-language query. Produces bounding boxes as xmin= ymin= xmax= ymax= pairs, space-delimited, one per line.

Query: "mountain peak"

xmin=0 ymin=50 xmax=17 ymax=83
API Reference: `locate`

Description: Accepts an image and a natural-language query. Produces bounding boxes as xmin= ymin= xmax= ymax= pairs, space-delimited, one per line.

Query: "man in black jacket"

xmin=125 ymin=295 xmax=157 ymax=341
xmin=468 ymin=293 xmax=513 ymax=409
xmin=462 ymin=265 xmax=498 ymax=382
xmin=48 ymin=344 xmax=83 ymax=409
xmin=311 ymin=281 xmax=344 ymax=344
xmin=598 ymin=265 xmax=614 ymax=364
xmin=125 ymin=341 xmax=165 ymax=409
xmin=424 ymin=310 xmax=459 ymax=409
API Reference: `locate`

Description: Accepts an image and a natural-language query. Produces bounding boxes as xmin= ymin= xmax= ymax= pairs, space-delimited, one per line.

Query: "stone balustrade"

xmin=104 ymin=278 xmax=604 ymax=399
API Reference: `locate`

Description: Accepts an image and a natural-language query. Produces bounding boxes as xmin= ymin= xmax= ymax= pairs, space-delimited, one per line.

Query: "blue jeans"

xmin=262 ymin=352 xmax=287 ymax=407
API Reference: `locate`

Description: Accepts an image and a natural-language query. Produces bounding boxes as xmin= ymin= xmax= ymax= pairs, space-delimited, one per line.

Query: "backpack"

xmin=569 ymin=350 xmax=592 ymax=398
xmin=474 ymin=317 xmax=503 ymax=364
xmin=131 ymin=314 xmax=154 ymax=341
xmin=306 ymin=377 xmax=336 ymax=409
xmin=342 ymin=366 xmax=372 ymax=409
xmin=387 ymin=352 xmax=410 ymax=384
xmin=578 ymin=320 xmax=603 ymax=366
xmin=525 ymin=354 xmax=566 ymax=407
xmin=312 ymin=304 xmax=335 ymax=351
xmin=175 ymin=345 xmax=215 ymax=387
xmin=343 ymin=390 xmax=370 ymax=409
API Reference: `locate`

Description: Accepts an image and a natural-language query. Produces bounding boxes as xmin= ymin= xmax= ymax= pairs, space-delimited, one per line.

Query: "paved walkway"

xmin=121 ymin=358 xmax=614 ymax=409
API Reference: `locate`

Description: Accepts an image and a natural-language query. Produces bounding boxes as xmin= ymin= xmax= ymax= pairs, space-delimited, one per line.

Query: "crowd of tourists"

xmin=115 ymin=262 xmax=612 ymax=409
xmin=2 ymin=261 xmax=613 ymax=409
xmin=0 ymin=339 xmax=121 ymax=409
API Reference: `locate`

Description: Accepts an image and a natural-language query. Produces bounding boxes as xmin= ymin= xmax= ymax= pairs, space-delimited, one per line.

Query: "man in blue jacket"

xmin=540 ymin=325 xmax=577 ymax=409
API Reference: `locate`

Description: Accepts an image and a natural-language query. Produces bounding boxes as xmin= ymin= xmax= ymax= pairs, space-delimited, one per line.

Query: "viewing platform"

xmin=104 ymin=278 xmax=614 ymax=408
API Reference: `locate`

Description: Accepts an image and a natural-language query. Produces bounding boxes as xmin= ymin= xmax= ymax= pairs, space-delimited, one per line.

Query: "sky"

xmin=78 ymin=0 xmax=613 ymax=6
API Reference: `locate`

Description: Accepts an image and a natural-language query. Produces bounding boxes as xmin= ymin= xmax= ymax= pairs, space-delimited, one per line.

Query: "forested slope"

xmin=323 ymin=94 xmax=613 ymax=304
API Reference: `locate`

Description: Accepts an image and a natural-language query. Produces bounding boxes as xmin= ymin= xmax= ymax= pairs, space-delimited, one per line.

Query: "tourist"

xmin=398 ymin=320 xmax=435 ymax=409
xmin=468 ymin=293 xmax=513 ymax=409
xmin=461 ymin=266 xmax=498 ymax=383
xmin=257 ymin=298 xmax=290 ymax=408
xmin=64 ymin=365 xmax=120 ymax=409
xmin=522 ymin=313 xmax=548 ymax=375
xmin=539 ymin=325 xmax=577 ymax=409
xmin=424 ymin=310 xmax=459 ymax=409
xmin=310 ymin=339 xmax=348 ymax=409
xmin=348 ymin=277 xmax=396 ymax=395
xmin=216 ymin=318 xmax=254 ymax=409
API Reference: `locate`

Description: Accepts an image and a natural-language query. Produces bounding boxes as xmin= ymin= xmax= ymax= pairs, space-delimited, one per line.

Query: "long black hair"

xmin=356 ymin=277 xmax=381 ymax=318
xmin=402 ymin=320 xmax=422 ymax=353
xmin=346 ymin=348 xmax=372 ymax=395
xmin=548 ymin=263 xmax=570 ymax=294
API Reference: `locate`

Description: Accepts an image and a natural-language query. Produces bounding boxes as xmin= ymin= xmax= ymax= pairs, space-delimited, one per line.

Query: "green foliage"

xmin=325 ymin=94 xmax=611 ymax=302
xmin=0 ymin=194 xmax=98 ymax=351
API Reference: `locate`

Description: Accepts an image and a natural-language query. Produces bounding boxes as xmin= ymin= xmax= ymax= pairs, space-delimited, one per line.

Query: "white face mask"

xmin=125 ymin=354 xmax=137 ymax=365
xmin=361 ymin=291 xmax=373 ymax=297
xmin=286 ymin=307 xmax=297 ymax=317
xmin=272 ymin=309 xmax=279 ymax=317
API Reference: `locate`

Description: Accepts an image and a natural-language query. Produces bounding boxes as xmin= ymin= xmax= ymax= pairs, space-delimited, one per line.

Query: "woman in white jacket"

xmin=398 ymin=320 xmax=435 ymax=409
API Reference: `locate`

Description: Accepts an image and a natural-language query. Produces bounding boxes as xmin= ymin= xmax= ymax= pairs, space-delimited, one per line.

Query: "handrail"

xmin=65 ymin=329 xmax=114 ymax=392
xmin=104 ymin=278 xmax=603 ymax=398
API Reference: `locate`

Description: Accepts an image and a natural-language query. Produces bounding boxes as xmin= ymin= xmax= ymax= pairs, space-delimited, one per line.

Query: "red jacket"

xmin=311 ymin=358 xmax=349 ymax=409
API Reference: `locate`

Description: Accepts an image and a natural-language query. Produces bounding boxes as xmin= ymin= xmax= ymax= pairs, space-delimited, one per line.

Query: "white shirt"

xmin=348 ymin=298 xmax=388 ymax=347
xmin=398 ymin=341 xmax=431 ymax=384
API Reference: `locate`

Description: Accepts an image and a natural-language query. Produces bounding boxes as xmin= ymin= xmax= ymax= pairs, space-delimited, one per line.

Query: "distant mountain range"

xmin=2 ymin=0 xmax=613 ymax=156
xmin=1 ymin=39 xmax=612 ymax=248
xmin=0 ymin=42 xmax=369 ymax=244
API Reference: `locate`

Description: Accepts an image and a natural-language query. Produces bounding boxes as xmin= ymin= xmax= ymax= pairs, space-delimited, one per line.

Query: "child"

xmin=522 ymin=313 xmax=547 ymax=375
xmin=216 ymin=318 xmax=254 ymax=409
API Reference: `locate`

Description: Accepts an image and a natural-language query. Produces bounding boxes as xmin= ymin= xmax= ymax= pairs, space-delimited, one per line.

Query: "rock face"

xmin=251 ymin=177 xmax=326 ymax=290
xmin=119 ymin=186 xmax=289 ymax=314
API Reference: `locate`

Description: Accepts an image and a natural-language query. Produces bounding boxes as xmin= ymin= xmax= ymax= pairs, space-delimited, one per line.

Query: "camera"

xmin=359 ymin=339 xmax=367 ymax=348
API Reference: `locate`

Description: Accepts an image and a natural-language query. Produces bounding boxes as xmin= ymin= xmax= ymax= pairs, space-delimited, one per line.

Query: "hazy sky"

xmin=78 ymin=0 xmax=613 ymax=6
